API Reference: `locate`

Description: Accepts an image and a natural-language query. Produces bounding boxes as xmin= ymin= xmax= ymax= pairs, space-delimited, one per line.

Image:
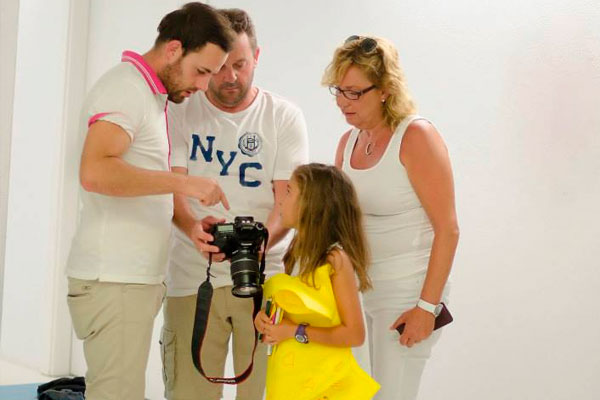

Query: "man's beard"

xmin=208 ymin=70 xmax=253 ymax=108
xmin=159 ymin=60 xmax=194 ymax=104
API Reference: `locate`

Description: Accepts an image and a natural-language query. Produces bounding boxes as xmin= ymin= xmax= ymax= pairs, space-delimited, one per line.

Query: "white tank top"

xmin=342 ymin=115 xmax=434 ymax=281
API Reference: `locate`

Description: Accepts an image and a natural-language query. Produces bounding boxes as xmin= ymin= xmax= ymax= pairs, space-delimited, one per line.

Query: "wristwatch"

xmin=417 ymin=299 xmax=443 ymax=317
xmin=294 ymin=323 xmax=309 ymax=344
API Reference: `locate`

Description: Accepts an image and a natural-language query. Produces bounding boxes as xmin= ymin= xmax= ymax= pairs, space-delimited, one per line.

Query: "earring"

xmin=381 ymin=98 xmax=386 ymax=103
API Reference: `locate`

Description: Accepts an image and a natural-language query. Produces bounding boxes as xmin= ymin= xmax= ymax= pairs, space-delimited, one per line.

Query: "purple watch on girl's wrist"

xmin=294 ymin=323 xmax=309 ymax=344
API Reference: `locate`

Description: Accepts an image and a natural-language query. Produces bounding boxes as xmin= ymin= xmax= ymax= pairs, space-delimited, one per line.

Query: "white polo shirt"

xmin=166 ymin=89 xmax=309 ymax=296
xmin=66 ymin=51 xmax=173 ymax=284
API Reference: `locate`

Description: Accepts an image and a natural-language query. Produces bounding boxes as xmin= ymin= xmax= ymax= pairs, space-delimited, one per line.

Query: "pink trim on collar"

xmin=121 ymin=51 xmax=167 ymax=95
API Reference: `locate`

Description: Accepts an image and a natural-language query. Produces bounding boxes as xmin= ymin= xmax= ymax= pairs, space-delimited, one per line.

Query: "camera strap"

xmin=190 ymin=231 xmax=269 ymax=384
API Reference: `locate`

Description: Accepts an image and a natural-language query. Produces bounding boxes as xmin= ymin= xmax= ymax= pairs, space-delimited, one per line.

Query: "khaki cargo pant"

xmin=67 ymin=277 xmax=165 ymax=400
xmin=162 ymin=286 xmax=267 ymax=400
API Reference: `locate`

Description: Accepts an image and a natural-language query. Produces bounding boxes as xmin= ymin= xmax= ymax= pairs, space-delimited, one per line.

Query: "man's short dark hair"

xmin=155 ymin=2 xmax=235 ymax=54
xmin=219 ymin=8 xmax=257 ymax=50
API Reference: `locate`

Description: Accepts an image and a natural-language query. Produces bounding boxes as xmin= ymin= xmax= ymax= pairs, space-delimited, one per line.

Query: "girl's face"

xmin=280 ymin=178 xmax=300 ymax=229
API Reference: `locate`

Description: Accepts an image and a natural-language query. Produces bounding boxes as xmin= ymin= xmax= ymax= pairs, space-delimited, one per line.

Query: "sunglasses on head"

xmin=345 ymin=35 xmax=378 ymax=53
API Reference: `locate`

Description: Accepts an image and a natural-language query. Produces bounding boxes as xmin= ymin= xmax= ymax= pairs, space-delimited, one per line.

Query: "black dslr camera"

xmin=209 ymin=216 xmax=268 ymax=298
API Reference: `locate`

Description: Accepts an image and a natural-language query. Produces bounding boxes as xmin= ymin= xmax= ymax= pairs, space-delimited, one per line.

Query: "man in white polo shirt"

xmin=162 ymin=8 xmax=309 ymax=400
xmin=65 ymin=3 xmax=236 ymax=400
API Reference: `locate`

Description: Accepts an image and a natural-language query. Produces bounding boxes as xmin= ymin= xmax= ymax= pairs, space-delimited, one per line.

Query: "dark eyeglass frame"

xmin=328 ymin=35 xmax=379 ymax=100
xmin=329 ymin=84 xmax=376 ymax=100
xmin=345 ymin=35 xmax=378 ymax=53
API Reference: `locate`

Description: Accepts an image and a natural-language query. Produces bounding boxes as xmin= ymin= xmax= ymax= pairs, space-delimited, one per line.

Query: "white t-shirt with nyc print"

xmin=167 ymin=89 xmax=308 ymax=295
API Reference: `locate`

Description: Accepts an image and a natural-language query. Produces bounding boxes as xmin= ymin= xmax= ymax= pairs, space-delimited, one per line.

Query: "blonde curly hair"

xmin=322 ymin=36 xmax=417 ymax=131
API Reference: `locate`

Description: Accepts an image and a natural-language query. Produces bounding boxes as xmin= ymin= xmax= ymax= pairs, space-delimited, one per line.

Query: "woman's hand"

xmin=390 ymin=307 xmax=435 ymax=347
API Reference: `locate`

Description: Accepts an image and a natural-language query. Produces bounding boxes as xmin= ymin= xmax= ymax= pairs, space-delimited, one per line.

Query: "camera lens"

xmin=230 ymin=250 xmax=261 ymax=298
xmin=232 ymin=285 xmax=259 ymax=297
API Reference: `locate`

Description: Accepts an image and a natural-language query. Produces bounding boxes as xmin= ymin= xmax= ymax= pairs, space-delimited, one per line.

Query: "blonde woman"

xmin=324 ymin=36 xmax=459 ymax=400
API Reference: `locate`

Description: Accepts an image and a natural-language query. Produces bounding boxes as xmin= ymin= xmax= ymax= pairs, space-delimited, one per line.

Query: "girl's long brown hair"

xmin=283 ymin=163 xmax=372 ymax=291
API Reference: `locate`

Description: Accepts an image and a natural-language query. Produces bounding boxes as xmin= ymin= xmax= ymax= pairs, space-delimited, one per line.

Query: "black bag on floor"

xmin=37 ymin=377 xmax=85 ymax=399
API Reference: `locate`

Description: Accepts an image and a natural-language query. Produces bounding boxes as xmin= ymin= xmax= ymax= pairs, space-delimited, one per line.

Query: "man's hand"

xmin=181 ymin=176 xmax=230 ymax=210
xmin=189 ymin=216 xmax=226 ymax=262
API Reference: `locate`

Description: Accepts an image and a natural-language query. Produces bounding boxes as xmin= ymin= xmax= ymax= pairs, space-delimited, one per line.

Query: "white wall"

xmin=0 ymin=0 xmax=20 ymax=334
xmin=1 ymin=0 xmax=71 ymax=371
xmin=207 ymin=3 xmax=600 ymax=398
xmin=3 ymin=0 xmax=600 ymax=399
xmin=80 ymin=1 xmax=600 ymax=399
xmin=1 ymin=0 xmax=89 ymax=375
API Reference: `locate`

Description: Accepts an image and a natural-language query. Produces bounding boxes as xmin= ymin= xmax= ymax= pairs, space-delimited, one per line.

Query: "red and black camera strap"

xmin=190 ymin=234 xmax=268 ymax=384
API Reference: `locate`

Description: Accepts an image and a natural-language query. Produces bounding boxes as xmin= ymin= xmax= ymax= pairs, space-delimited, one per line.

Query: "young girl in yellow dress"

xmin=254 ymin=163 xmax=380 ymax=400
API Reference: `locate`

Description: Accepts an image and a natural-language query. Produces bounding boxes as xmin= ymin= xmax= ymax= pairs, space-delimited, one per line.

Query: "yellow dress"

xmin=263 ymin=264 xmax=380 ymax=400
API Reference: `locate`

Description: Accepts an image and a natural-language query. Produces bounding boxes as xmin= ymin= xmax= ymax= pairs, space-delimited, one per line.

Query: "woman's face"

xmin=280 ymin=178 xmax=300 ymax=229
xmin=335 ymin=65 xmax=386 ymax=130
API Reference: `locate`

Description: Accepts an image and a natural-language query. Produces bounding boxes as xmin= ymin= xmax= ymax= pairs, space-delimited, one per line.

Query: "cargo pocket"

xmin=160 ymin=328 xmax=176 ymax=390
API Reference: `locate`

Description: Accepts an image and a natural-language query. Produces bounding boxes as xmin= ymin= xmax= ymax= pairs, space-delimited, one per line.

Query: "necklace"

xmin=363 ymin=131 xmax=375 ymax=156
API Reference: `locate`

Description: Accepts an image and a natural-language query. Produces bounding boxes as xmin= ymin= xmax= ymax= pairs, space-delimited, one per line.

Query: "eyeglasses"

xmin=345 ymin=35 xmax=378 ymax=53
xmin=329 ymin=85 xmax=376 ymax=100
xmin=329 ymin=35 xmax=378 ymax=100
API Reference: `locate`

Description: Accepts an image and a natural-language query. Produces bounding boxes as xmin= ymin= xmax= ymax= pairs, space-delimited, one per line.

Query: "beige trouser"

xmin=67 ymin=277 xmax=165 ymax=400
xmin=162 ymin=286 xmax=267 ymax=400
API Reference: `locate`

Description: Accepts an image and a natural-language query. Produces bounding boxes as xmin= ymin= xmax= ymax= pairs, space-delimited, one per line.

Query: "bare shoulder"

xmin=339 ymin=129 xmax=353 ymax=146
xmin=400 ymin=119 xmax=448 ymax=163
xmin=335 ymin=129 xmax=353 ymax=168
xmin=403 ymin=119 xmax=443 ymax=144
xmin=326 ymin=247 xmax=353 ymax=276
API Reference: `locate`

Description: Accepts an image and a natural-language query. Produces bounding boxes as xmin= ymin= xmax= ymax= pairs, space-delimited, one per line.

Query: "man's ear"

xmin=253 ymin=46 xmax=261 ymax=66
xmin=164 ymin=40 xmax=184 ymax=63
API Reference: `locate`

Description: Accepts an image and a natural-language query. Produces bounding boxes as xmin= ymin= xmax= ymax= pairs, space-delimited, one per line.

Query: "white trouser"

xmin=362 ymin=272 xmax=450 ymax=400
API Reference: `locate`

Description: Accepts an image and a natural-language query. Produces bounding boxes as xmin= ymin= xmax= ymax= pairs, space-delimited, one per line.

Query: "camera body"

xmin=209 ymin=216 xmax=267 ymax=298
